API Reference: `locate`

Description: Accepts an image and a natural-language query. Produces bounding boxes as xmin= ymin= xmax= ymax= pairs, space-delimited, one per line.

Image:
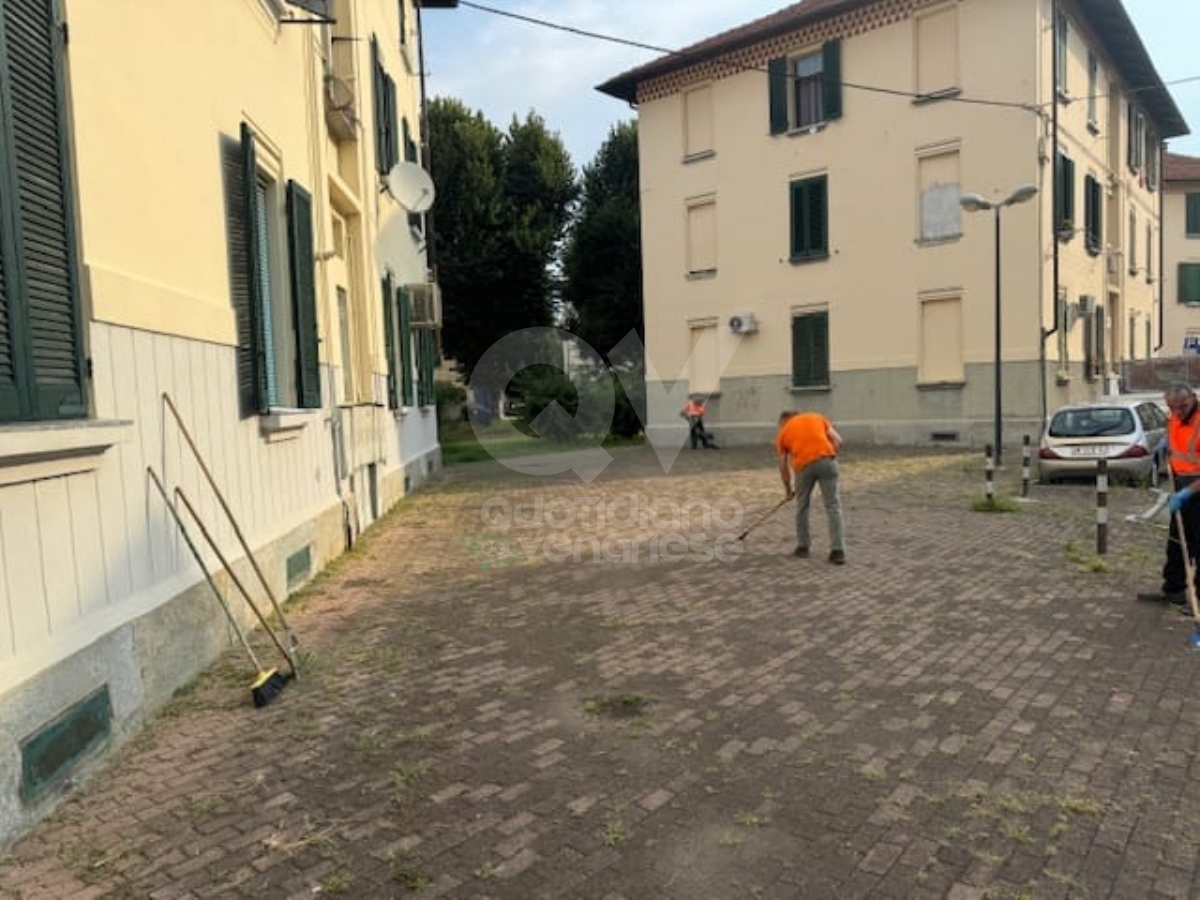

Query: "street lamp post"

xmin=959 ymin=184 xmax=1038 ymax=465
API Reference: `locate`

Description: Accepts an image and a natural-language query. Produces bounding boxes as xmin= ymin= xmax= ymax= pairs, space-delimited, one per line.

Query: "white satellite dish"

xmin=385 ymin=162 xmax=436 ymax=213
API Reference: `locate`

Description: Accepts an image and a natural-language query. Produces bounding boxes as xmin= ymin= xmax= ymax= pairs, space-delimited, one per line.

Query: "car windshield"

xmin=1048 ymin=407 xmax=1136 ymax=438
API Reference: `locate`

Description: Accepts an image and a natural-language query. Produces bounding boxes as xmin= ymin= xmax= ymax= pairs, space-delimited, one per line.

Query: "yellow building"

xmin=599 ymin=0 xmax=1188 ymax=449
xmin=1163 ymin=152 xmax=1200 ymax=355
xmin=0 ymin=0 xmax=453 ymax=847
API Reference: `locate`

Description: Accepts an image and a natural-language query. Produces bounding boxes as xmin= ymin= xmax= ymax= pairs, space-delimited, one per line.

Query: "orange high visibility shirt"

xmin=684 ymin=400 xmax=706 ymax=417
xmin=775 ymin=412 xmax=836 ymax=471
xmin=1169 ymin=409 xmax=1200 ymax=476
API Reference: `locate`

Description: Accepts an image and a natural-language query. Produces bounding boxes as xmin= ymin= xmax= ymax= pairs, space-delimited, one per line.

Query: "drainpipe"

xmin=1041 ymin=0 xmax=1060 ymax=426
xmin=1157 ymin=139 xmax=1165 ymax=352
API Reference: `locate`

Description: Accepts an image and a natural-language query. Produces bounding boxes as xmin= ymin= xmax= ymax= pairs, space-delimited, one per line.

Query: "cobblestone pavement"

xmin=4 ymin=445 xmax=1200 ymax=900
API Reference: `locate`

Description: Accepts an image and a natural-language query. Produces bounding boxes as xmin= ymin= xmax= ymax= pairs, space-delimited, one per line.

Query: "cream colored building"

xmin=599 ymin=0 xmax=1188 ymax=449
xmin=1162 ymin=152 xmax=1200 ymax=355
xmin=0 ymin=0 xmax=453 ymax=847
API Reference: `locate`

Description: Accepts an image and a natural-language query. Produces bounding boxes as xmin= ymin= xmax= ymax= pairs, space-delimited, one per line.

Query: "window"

xmin=1083 ymin=174 xmax=1102 ymax=254
xmin=382 ymin=278 xmax=415 ymax=409
xmin=686 ymin=199 xmax=717 ymax=276
xmin=1186 ymin=194 xmax=1200 ymax=237
xmin=372 ymin=37 xmax=399 ymax=176
xmin=768 ymin=42 xmax=842 ymax=134
xmin=791 ymin=311 xmax=829 ymax=388
xmin=688 ymin=322 xmax=719 ymax=396
xmin=1146 ymin=130 xmax=1159 ymax=189
xmin=0 ymin=0 xmax=86 ymax=423
xmin=918 ymin=293 xmax=963 ymax=383
xmin=1054 ymin=8 xmax=1068 ymax=96
xmin=914 ymin=5 xmax=959 ymax=99
xmin=683 ymin=85 xmax=714 ymax=159
xmin=1147 ymin=225 xmax=1154 ymax=282
xmin=226 ymin=124 xmax=320 ymax=414
xmin=1181 ymin=264 xmax=1200 ymax=304
xmin=416 ymin=327 xmax=437 ymax=406
xmin=1055 ymin=151 xmax=1075 ymax=236
xmin=789 ymin=175 xmax=829 ymax=262
xmin=1128 ymin=105 xmax=1145 ymax=173
xmin=1087 ymin=52 xmax=1099 ymax=129
xmin=917 ymin=148 xmax=960 ymax=242
xmin=1129 ymin=209 xmax=1137 ymax=274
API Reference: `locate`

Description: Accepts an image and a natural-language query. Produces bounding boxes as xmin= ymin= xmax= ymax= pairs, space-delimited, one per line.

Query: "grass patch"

xmin=584 ymin=693 xmax=654 ymax=718
xmin=439 ymin=420 xmax=643 ymax=466
xmin=973 ymin=495 xmax=1020 ymax=513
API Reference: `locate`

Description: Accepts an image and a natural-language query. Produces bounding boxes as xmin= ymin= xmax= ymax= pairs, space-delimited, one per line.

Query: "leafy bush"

xmin=434 ymin=380 xmax=466 ymax=407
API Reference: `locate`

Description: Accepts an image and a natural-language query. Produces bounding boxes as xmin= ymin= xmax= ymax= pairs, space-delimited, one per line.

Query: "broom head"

xmin=251 ymin=668 xmax=288 ymax=708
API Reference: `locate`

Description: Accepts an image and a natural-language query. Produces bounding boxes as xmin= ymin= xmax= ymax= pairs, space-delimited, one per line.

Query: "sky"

xmin=420 ymin=0 xmax=1200 ymax=170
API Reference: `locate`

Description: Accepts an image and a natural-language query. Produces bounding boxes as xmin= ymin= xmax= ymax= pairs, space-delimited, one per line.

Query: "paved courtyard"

xmin=3 ymin=444 xmax=1200 ymax=899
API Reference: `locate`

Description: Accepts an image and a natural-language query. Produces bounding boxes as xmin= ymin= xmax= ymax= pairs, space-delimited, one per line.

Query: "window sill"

xmin=0 ymin=419 xmax=133 ymax=487
xmin=912 ymin=87 xmax=961 ymax=106
xmin=916 ymin=380 xmax=965 ymax=391
xmin=789 ymin=253 xmax=829 ymax=265
xmin=785 ymin=120 xmax=827 ymax=138
xmin=1087 ymin=121 xmax=1100 ymax=135
xmin=682 ymin=150 xmax=715 ymax=164
xmin=789 ymin=384 xmax=830 ymax=394
xmin=260 ymin=408 xmax=320 ymax=443
xmin=915 ymin=234 xmax=962 ymax=247
xmin=687 ymin=269 xmax=717 ymax=280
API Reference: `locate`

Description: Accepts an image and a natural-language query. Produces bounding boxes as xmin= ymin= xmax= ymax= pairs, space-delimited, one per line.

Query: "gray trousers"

xmin=794 ymin=456 xmax=844 ymax=553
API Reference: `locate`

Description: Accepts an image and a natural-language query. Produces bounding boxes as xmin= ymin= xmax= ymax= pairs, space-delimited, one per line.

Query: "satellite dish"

xmin=386 ymin=162 xmax=436 ymax=213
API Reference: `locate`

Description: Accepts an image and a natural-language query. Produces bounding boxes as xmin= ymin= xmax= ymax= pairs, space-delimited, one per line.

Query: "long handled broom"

xmin=148 ymin=468 xmax=289 ymax=707
xmin=737 ymin=496 xmax=793 ymax=542
xmin=1173 ymin=510 xmax=1200 ymax=649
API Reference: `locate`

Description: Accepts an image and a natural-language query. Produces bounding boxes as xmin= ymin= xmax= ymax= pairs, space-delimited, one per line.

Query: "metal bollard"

xmin=1096 ymin=458 xmax=1108 ymax=555
xmin=985 ymin=444 xmax=995 ymax=501
xmin=1021 ymin=435 xmax=1031 ymax=498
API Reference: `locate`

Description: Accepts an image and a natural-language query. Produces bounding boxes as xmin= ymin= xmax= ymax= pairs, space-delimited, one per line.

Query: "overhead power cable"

xmin=459 ymin=0 xmax=1195 ymax=119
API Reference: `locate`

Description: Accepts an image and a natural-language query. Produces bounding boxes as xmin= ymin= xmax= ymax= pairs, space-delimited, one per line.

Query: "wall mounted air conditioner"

xmin=728 ymin=313 xmax=759 ymax=334
xmin=407 ymin=282 xmax=442 ymax=328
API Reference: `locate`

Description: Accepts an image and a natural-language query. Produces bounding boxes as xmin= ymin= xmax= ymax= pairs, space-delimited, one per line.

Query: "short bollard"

xmin=1096 ymin=458 xmax=1108 ymax=555
xmin=985 ymin=444 xmax=995 ymax=501
xmin=1021 ymin=435 xmax=1032 ymax=498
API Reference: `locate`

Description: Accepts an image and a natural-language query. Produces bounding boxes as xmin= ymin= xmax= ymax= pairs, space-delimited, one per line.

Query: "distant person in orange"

xmin=775 ymin=410 xmax=844 ymax=564
xmin=681 ymin=395 xmax=718 ymax=449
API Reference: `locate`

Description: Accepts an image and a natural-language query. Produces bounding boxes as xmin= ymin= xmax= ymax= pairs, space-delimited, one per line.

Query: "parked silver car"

xmin=1037 ymin=398 xmax=1168 ymax=486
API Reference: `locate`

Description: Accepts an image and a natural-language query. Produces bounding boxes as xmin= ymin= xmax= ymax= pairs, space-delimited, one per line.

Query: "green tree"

xmin=427 ymin=101 xmax=577 ymax=384
xmin=563 ymin=120 xmax=642 ymax=361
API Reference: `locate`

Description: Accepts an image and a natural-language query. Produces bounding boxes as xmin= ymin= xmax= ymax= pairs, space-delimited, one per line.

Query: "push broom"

xmin=737 ymin=496 xmax=793 ymax=542
xmin=1173 ymin=510 xmax=1200 ymax=650
xmin=148 ymin=468 xmax=289 ymax=707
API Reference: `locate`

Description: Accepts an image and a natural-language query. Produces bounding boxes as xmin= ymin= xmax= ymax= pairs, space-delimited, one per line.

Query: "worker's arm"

xmin=779 ymin=451 xmax=794 ymax=498
xmin=827 ymin=424 xmax=843 ymax=454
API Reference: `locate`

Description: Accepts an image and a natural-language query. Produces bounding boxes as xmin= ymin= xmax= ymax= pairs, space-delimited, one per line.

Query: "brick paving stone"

xmin=8 ymin=447 xmax=1200 ymax=898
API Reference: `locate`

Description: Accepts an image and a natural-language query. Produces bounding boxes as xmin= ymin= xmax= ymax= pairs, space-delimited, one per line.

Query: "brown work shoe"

xmin=828 ymin=550 xmax=846 ymax=565
xmin=793 ymin=547 xmax=809 ymax=558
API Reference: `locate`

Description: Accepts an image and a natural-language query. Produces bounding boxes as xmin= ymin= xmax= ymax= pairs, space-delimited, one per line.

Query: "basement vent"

xmin=930 ymin=431 xmax=960 ymax=442
xmin=286 ymin=545 xmax=313 ymax=587
xmin=21 ymin=686 xmax=112 ymax=804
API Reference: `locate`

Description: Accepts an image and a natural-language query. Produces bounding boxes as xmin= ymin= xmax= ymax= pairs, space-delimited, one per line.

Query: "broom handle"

xmin=162 ymin=393 xmax=293 ymax=641
xmin=738 ymin=496 xmax=791 ymax=540
xmin=1175 ymin=507 xmax=1200 ymax=624
xmin=147 ymin=468 xmax=264 ymax=673
xmin=174 ymin=487 xmax=296 ymax=675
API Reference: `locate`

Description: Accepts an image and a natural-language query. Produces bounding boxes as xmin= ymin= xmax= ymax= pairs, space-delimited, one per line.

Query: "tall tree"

xmin=563 ymin=121 xmax=642 ymax=361
xmin=426 ymin=100 xmax=577 ymax=381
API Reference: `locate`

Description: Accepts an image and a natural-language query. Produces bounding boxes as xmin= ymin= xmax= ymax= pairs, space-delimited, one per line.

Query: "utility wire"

xmin=459 ymin=0 xmax=1194 ymax=118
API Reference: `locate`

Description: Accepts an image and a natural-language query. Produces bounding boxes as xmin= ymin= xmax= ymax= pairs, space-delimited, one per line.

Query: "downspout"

xmin=416 ymin=1 xmax=436 ymax=279
xmin=1157 ymin=139 xmax=1165 ymax=352
xmin=1041 ymin=0 xmax=1060 ymax=426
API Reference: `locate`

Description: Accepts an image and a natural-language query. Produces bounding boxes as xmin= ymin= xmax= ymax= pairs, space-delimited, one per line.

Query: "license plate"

xmin=1071 ymin=444 xmax=1113 ymax=457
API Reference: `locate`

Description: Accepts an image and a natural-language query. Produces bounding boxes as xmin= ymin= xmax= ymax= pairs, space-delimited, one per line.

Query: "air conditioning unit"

xmin=1078 ymin=294 xmax=1096 ymax=316
xmin=728 ymin=313 xmax=759 ymax=334
xmin=407 ymin=282 xmax=442 ymax=328
xmin=324 ymin=74 xmax=357 ymax=142
xmin=1106 ymin=252 xmax=1121 ymax=276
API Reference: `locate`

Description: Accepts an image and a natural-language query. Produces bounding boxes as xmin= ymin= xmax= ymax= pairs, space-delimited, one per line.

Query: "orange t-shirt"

xmin=775 ymin=412 xmax=836 ymax=471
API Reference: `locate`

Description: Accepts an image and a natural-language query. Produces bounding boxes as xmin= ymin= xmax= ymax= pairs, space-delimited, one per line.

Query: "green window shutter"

xmin=398 ymin=285 xmax=414 ymax=406
xmin=1055 ymin=153 xmax=1075 ymax=232
xmin=382 ymin=275 xmax=397 ymax=409
xmin=385 ymin=74 xmax=398 ymax=172
xmin=790 ymin=176 xmax=828 ymax=260
xmin=2 ymin=0 xmax=84 ymax=421
xmin=224 ymin=133 xmax=257 ymax=416
xmin=1181 ymin=264 xmax=1200 ymax=304
xmin=791 ymin=312 xmax=829 ymax=388
xmin=239 ymin=124 xmax=269 ymax=414
xmin=371 ymin=37 xmax=388 ymax=175
xmin=0 ymin=229 xmax=17 ymax=420
xmin=286 ymin=181 xmax=320 ymax=409
xmin=768 ymin=57 xmax=788 ymax=135
xmin=822 ymin=40 xmax=842 ymax=121
xmin=1127 ymin=103 xmax=1136 ymax=171
xmin=1186 ymin=194 xmax=1200 ymax=236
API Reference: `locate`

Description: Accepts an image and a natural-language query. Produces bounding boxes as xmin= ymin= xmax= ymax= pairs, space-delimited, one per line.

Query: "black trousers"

xmin=1164 ymin=476 xmax=1200 ymax=593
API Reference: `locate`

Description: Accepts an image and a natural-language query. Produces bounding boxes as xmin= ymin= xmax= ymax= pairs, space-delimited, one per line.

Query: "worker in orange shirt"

xmin=775 ymin=410 xmax=845 ymax=564
xmin=1138 ymin=383 xmax=1200 ymax=609
xmin=681 ymin=395 xmax=718 ymax=449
